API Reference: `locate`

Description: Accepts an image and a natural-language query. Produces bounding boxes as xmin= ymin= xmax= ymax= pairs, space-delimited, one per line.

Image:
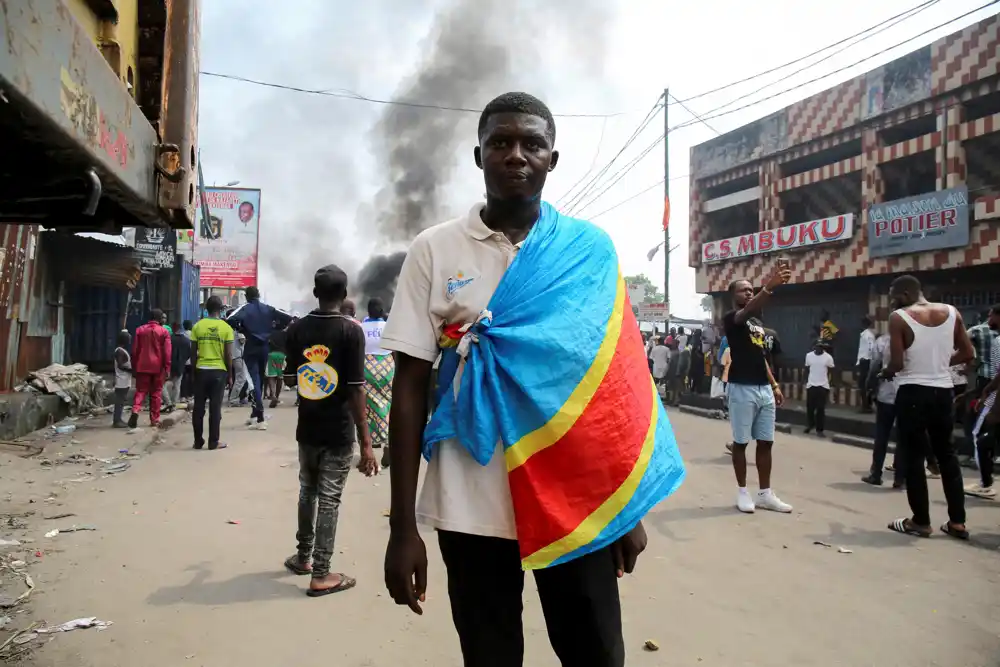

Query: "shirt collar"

xmin=463 ymin=202 xmax=526 ymax=248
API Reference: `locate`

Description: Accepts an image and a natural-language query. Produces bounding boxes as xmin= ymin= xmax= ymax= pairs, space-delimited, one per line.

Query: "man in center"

xmin=381 ymin=92 xmax=683 ymax=667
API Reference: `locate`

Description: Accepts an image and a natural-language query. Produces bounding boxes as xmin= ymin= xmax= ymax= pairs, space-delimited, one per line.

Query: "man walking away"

xmin=650 ymin=336 xmax=669 ymax=393
xmin=229 ymin=331 xmax=252 ymax=407
xmin=857 ymin=317 xmax=876 ymax=412
xmin=112 ymin=330 xmax=132 ymax=428
xmin=724 ymin=265 xmax=791 ymax=514
xmin=281 ymin=265 xmax=377 ymax=596
xmin=166 ymin=322 xmax=191 ymax=410
xmin=227 ymin=286 xmax=291 ymax=430
xmin=862 ymin=332 xmax=903 ymax=487
xmin=882 ymin=275 xmax=974 ymax=539
xmin=190 ymin=297 xmax=234 ymax=451
xmin=129 ymin=308 xmax=171 ymax=429
xmin=804 ymin=342 xmax=834 ymax=437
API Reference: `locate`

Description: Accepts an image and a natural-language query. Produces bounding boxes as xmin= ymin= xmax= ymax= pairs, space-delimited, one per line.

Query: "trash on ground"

xmin=15 ymin=363 xmax=107 ymax=414
xmin=35 ymin=617 xmax=113 ymax=634
xmin=0 ymin=539 xmax=21 ymax=547
xmin=51 ymin=424 xmax=77 ymax=435
xmin=381 ymin=510 xmax=391 ymax=518
xmin=0 ymin=616 xmax=10 ymax=630
xmin=813 ymin=541 xmax=832 ymax=548
xmin=118 ymin=449 xmax=129 ymax=454
xmin=226 ymin=520 xmax=240 ymax=525
xmin=58 ymin=525 xmax=97 ymax=533
xmin=644 ymin=639 xmax=660 ymax=652
xmin=837 ymin=547 xmax=853 ymax=554
xmin=9 ymin=561 xmax=25 ymax=568
xmin=126 ymin=428 xmax=142 ymax=436
xmin=101 ymin=462 xmax=131 ymax=475
xmin=44 ymin=513 xmax=75 ymax=520
xmin=44 ymin=529 xmax=59 ymax=538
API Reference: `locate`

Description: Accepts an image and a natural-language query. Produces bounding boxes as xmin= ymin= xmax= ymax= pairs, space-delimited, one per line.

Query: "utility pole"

xmin=663 ymin=88 xmax=670 ymax=318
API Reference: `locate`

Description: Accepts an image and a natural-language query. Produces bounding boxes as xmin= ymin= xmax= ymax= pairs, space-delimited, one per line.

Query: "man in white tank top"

xmin=881 ymin=275 xmax=975 ymax=540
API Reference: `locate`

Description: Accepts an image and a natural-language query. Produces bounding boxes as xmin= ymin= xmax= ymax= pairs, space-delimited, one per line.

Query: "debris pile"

xmin=16 ymin=363 xmax=107 ymax=414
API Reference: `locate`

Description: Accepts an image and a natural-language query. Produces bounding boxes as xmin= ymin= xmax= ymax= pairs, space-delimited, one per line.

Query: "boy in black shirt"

xmin=723 ymin=264 xmax=791 ymax=514
xmin=282 ymin=264 xmax=378 ymax=597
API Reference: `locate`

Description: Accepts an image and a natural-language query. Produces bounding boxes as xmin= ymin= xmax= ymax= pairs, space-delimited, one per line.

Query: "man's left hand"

xmin=611 ymin=521 xmax=647 ymax=578
xmin=773 ymin=386 xmax=785 ymax=407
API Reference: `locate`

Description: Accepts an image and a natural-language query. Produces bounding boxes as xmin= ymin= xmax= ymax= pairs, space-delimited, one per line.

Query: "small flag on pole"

xmin=662 ymin=196 xmax=671 ymax=231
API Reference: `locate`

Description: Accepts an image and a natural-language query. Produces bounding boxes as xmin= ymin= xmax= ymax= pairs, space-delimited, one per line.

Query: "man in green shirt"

xmin=190 ymin=296 xmax=234 ymax=450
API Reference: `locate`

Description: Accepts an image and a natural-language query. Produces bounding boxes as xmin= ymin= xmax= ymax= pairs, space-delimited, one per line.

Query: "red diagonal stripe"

xmin=509 ymin=306 xmax=652 ymax=557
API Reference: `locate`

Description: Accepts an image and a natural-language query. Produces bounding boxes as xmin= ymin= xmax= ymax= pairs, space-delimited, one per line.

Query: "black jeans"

xmin=856 ymin=359 xmax=871 ymax=407
xmin=438 ymin=531 xmax=624 ymax=667
xmin=895 ymin=385 xmax=965 ymax=527
xmin=975 ymin=414 xmax=996 ymax=487
xmin=192 ymin=369 xmax=227 ymax=448
xmin=869 ymin=401 xmax=898 ymax=481
xmin=296 ymin=444 xmax=352 ymax=578
xmin=112 ymin=387 xmax=128 ymax=424
xmin=806 ymin=386 xmax=829 ymax=432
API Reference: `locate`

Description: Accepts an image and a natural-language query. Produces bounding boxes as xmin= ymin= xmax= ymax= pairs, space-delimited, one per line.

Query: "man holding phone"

xmin=723 ymin=260 xmax=792 ymax=514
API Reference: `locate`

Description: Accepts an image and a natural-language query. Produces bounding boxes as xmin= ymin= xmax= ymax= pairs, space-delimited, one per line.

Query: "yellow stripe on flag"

xmin=505 ymin=275 xmax=627 ymax=472
xmin=521 ymin=376 xmax=660 ymax=570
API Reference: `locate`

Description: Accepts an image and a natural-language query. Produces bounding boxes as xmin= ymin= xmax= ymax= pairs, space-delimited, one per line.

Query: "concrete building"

xmin=690 ymin=13 xmax=1000 ymax=368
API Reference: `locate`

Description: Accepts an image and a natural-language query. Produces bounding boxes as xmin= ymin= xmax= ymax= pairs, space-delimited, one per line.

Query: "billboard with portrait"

xmin=194 ymin=187 xmax=261 ymax=288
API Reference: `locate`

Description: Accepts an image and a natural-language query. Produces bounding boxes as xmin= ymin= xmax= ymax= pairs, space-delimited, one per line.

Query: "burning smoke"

xmin=356 ymin=0 xmax=612 ymax=308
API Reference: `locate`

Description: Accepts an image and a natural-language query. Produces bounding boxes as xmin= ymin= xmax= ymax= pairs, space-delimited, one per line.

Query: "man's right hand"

xmin=765 ymin=265 xmax=792 ymax=291
xmin=385 ymin=529 xmax=428 ymax=615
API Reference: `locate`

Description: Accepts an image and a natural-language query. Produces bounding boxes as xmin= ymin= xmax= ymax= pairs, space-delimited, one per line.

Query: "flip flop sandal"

xmin=940 ymin=523 xmax=970 ymax=541
xmin=888 ymin=518 xmax=931 ymax=538
xmin=306 ymin=574 xmax=357 ymax=597
xmin=284 ymin=555 xmax=312 ymax=576
xmin=208 ymin=443 xmax=228 ymax=450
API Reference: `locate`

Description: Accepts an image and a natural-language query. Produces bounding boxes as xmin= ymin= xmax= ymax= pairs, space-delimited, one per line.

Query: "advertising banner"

xmin=638 ymin=302 xmax=669 ymax=321
xmin=176 ymin=229 xmax=194 ymax=259
xmin=701 ymin=214 xmax=854 ymax=264
xmin=868 ymin=186 xmax=969 ymax=258
xmin=134 ymin=227 xmax=177 ymax=270
xmin=194 ymin=187 xmax=261 ymax=288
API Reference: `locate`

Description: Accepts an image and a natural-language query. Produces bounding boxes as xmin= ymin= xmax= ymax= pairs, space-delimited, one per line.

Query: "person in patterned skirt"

xmin=361 ymin=298 xmax=394 ymax=468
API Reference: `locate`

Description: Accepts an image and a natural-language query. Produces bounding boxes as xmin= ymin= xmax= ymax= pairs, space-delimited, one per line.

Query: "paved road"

xmin=19 ymin=404 xmax=1000 ymax=667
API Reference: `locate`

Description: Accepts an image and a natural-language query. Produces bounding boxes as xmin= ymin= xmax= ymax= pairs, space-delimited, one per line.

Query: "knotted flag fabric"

xmin=424 ymin=202 xmax=685 ymax=570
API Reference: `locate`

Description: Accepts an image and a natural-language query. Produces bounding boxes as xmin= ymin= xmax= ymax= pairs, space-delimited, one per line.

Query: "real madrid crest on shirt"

xmin=297 ymin=345 xmax=339 ymax=400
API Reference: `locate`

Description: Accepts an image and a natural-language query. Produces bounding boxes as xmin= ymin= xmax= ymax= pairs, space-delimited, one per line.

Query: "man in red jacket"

xmin=129 ymin=308 xmax=172 ymax=428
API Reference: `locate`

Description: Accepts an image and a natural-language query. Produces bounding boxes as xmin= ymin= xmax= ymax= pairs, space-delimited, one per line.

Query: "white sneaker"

xmin=964 ymin=482 xmax=996 ymax=500
xmin=249 ymin=421 xmax=268 ymax=431
xmin=736 ymin=490 xmax=755 ymax=513
xmin=756 ymin=489 xmax=793 ymax=513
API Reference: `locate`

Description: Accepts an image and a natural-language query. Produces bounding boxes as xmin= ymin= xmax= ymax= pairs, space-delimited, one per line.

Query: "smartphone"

xmin=777 ymin=255 xmax=790 ymax=270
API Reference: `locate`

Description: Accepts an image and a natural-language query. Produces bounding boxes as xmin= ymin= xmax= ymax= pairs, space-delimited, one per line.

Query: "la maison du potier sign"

xmin=701 ymin=213 xmax=854 ymax=264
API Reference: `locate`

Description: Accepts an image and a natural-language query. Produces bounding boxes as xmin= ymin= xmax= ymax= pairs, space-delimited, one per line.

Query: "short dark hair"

xmin=171 ymin=322 xmax=181 ymax=332
xmin=478 ymin=92 xmax=556 ymax=144
xmin=314 ymin=264 xmax=348 ymax=301
xmin=117 ymin=330 xmax=131 ymax=346
xmin=728 ymin=279 xmax=748 ymax=294
xmin=150 ymin=308 xmax=164 ymax=323
xmin=182 ymin=320 xmax=192 ymax=330
xmin=368 ymin=297 xmax=386 ymax=319
xmin=205 ymin=296 xmax=223 ymax=314
xmin=890 ymin=274 xmax=921 ymax=294
xmin=990 ymin=304 xmax=1000 ymax=315
xmin=862 ymin=315 xmax=873 ymax=327
xmin=245 ymin=286 xmax=260 ymax=300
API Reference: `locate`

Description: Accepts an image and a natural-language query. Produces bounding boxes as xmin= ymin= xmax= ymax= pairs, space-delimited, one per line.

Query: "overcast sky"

xmin=197 ymin=0 xmax=997 ymax=317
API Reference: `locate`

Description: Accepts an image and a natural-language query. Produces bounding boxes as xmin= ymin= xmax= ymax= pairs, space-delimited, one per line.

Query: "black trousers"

xmin=438 ymin=531 xmax=624 ymax=667
xmin=895 ymin=385 xmax=965 ymax=527
xmin=806 ymin=386 xmax=829 ymax=432
xmin=856 ymin=359 xmax=871 ymax=407
xmin=192 ymin=369 xmax=227 ymax=448
xmin=869 ymin=401 xmax=898 ymax=481
xmin=975 ymin=415 xmax=996 ymax=487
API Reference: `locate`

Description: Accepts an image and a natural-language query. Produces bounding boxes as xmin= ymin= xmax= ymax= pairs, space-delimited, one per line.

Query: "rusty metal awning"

xmin=0 ymin=0 xmax=183 ymax=229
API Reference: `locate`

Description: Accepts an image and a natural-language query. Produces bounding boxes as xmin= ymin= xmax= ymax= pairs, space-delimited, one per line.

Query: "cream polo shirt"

xmin=381 ymin=203 xmax=519 ymax=540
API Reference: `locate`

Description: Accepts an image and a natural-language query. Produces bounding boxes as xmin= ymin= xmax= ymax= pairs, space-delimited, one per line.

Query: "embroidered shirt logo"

xmin=297 ymin=345 xmax=339 ymax=400
xmin=446 ymin=271 xmax=475 ymax=299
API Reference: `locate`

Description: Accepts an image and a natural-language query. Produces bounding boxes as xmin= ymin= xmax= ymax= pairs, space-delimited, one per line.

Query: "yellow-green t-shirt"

xmin=191 ymin=318 xmax=234 ymax=371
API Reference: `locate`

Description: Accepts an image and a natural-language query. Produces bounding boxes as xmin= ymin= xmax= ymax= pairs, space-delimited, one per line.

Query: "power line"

xmin=686 ymin=0 xmax=942 ymax=121
xmin=558 ymin=96 xmax=664 ymax=210
xmin=555 ymin=116 xmax=611 ymax=208
xmin=668 ymin=93 xmax=720 ymax=135
xmin=668 ymin=1 xmax=998 ymax=132
xmin=199 ymin=71 xmax=626 ymax=118
xmin=569 ymin=129 xmax=669 ymax=216
xmin=668 ymin=0 xmax=941 ymax=106
xmin=588 ymin=173 xmax=691 ymax=220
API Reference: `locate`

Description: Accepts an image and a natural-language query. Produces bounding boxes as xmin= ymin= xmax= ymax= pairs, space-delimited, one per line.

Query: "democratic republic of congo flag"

xmin=424 ymin=201 xmax=685 ymax=570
